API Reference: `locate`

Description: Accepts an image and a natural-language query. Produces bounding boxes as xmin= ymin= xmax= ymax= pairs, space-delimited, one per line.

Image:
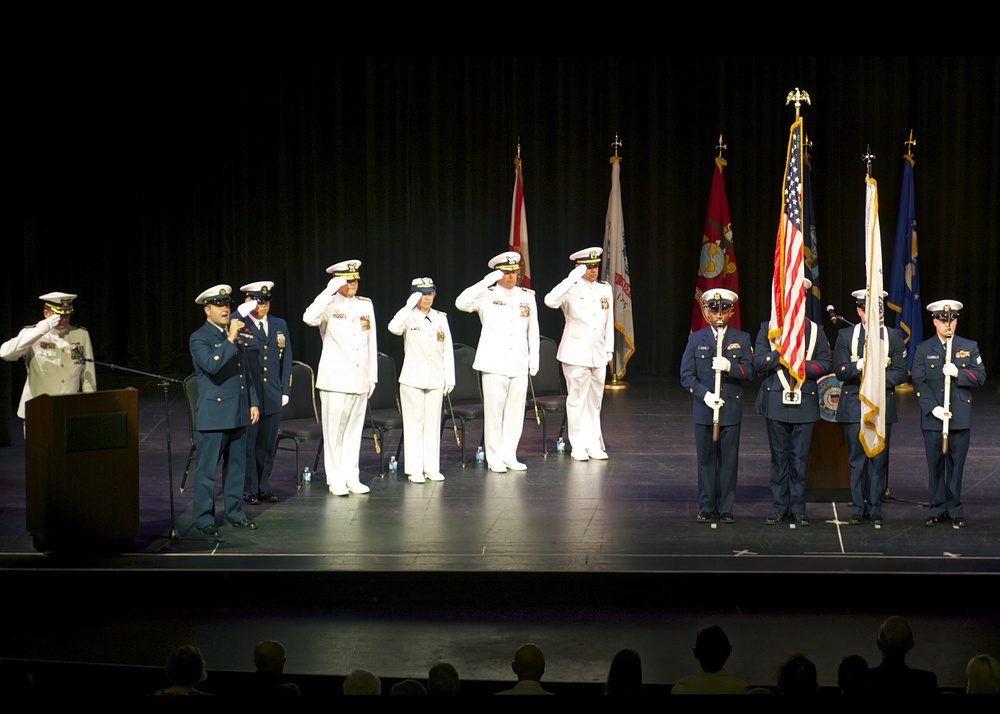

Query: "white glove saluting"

xmin=327 ymin=276 xmax=347 ymax=294
xmin=38 ymin=314 xmax=62 ymax=331
xmin=406 ymin=291 xmax=422 ymax=309
xmin=570 ymin=264 xmax=587 ymax=280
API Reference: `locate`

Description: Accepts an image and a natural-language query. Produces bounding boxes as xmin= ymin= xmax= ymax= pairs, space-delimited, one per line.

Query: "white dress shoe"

xmin=425 ymin=472 xmax=445 ymax=481
xmin=571 ymin=450 xmax=590 ymax=461
xmin=586 ymin=448 xmax=609 ymax=460
xmin=504 ymin=459 xmax=528 ymax=471
xmin=328 ymin=484 xmax=349 ymax=496
xmin=347 ymin=482 xmax=370 ymax=494
xmin=408 ymin=474 xmax=426 ymax=483
xmin=488 ymin=462 xmax=507 ymax=473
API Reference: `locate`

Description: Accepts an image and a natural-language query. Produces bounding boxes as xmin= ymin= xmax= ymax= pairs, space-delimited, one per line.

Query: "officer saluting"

xmin=455 ymin=251 xmax=539 ymax=473
xmin=911 ymin=299 xmax=986 ymax=527
xmin=543 ymin=246 xmax=614 ymax=461
xmin=1 ymin=292 xmax=96 ymax=422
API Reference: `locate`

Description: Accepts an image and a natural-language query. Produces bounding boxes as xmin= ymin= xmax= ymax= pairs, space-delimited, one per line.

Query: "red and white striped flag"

xmin=508 ymin=155 xmax=531 ymax=288
xmin=768 ymin=117 xmax=807 ymax=385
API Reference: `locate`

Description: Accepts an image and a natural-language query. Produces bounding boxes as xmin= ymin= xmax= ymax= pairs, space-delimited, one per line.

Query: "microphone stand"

xmin=79 ymin=357 xmax=184 ymax=547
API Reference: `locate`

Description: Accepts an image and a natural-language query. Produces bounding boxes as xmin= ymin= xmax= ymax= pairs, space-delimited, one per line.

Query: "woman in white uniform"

xmin=387 ymin=278 xmax=455 ymax=483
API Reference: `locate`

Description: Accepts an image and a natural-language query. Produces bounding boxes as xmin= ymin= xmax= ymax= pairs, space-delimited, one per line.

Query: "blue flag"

xmin=887 ymin=154 xmax=923 ymax=370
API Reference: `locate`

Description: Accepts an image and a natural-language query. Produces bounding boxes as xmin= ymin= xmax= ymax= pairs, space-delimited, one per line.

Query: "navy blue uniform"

xmin=753 ymin=321 xmax=832 ymax=517
xmin=680 ymin=326 xmax=754 ymax=516
xmin=911 ymin=335 xmax=986 ymax=520
xmin=238 ymin=316 xmax=293 ymax=497
xmin=833 ymin=325 xmax=907 ymax=519
xmin=190 ymin=321 xmax=259 ymax=529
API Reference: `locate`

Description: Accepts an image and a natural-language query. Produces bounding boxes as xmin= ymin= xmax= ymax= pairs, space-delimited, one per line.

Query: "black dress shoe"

xmin=924 ymin=516 xmax=943 ymax=526
xmin=793 ymin=512 xmax=810 ymax=526
xmin=242 ymin=494 xmax=260 ymax=505
xmin=257 ymin=491 xmax=279 ymax=503
xmin=696 ymin=512 xmax=713 ymax=523
xmin=871 ymin=515 xmax=884 ymax=526
xmin=199 ymin=525 xmax=220 ymax=537
xmin=765 ymin=512 xmax=785 ymax=525
xmin=720 ymin=512 xmax=735 ymax=523
xmin=229 ymin=518 xmax=258 ymax=529
xmin=951 ymin=517 xmax=968 ymax=528
xmin=849 ymin=515 xmax=864 ymax=525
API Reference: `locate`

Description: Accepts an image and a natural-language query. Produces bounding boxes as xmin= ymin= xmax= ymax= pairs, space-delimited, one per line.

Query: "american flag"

xmin=768 ymin=118 xmax=807 ymax=384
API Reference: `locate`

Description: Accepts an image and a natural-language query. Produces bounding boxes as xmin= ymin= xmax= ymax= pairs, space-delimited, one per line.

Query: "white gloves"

xmin=529 ymin=367 xmax=538 ymax=377
xmin=570 ymin=264 xmax=587 ymax=280
xmin=368 ymin=382 xmax=377 ymax=398
xmin=282 ymin=395 xmax=290 ymax=407
xmin=856 ymin=358 xmax=865 ymax=372
xmin=931 ymin=406 xmax=951 ymax=421
xmin=703 ymin=392 xmax=725 ymax=408
xmin=712 ymin=356 xmax=731 ymax=372
xmin=444 ymin=384 xmax=454 ymax=396
xmin=237 ymin=300 xmax=257 ymax=318
xmin=486 ymin=269 xmax=505 ymax=284
xmin=327 ymin=276 xmax=347 ymax=294
xmin=406 ymin=291 xmax=422 ymax=309
xmin=38 ymin=314 xmax=62 ymax=331
xmin=606 ymin=353 xmax=614 ymax=364
xmin=942 ymin=363 xmax=958 ymax=378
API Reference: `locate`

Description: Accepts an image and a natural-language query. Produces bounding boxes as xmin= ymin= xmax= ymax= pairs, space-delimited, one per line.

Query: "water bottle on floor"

xmin=389 ymin=456 xmax=398 ymax=473
xmin=475 ymin=446 xmax=485 ymax=464
xmin=302 ymin=466 xmax=312 ymax=483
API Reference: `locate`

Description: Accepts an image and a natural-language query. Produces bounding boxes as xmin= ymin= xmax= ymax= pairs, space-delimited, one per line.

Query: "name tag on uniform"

xmin=332 ymin=312 xmax=347 ymax=320
xmin=493 ymin=300 xmax=506 ymax=305
xmin=782 ymin=390 xmax=802 ymax=405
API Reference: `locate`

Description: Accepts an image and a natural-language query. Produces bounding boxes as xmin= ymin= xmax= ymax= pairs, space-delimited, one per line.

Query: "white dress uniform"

xmin=388 ymin=279 xmax=456 ymax=482
xmin=1 ymin=293 xmax=96 ymax=420
xmin=302 ymin=260 xmax=377 ymax=495
xmin=543 ymin=249 xmax=614 ymax=459
xmin=455 ymin=253 xmax=539 ymax=472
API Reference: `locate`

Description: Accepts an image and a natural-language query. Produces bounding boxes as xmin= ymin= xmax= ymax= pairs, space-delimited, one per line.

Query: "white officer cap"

xmin=803 ymin=278 xmax=812 ymax=290
xmin=240 ymin=281 xmax=275 ymax=300
xmin=39 ymin=292 xmax=77 ymax=315
xmin=569 ymin=247 xmax=603 ymax=264
xmin=927 ymin=299 xmax=962 ymax=319
xmin=325 ymin=260 xmax=362 ymax=279
xmin=704 ymin=289 xmax=738 ymax=310
xmin=488 ymin=252 xmax=522 ymax=272
xmin=195 ymin=284 xmax=233 ymax=305
xmin=410 ymin=277 xmax=436 ymax=293
xmin=851 ymin=288 xmax=888 ymax=306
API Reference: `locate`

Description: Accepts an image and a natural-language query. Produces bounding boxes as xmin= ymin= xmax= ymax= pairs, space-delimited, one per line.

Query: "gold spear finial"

xmin=716 ymin=134 xmax=727 ymax=158
xmin=904 ymin=129 xmax=916 ymax=164
xmin=863 ymin=144 xmax=876 ymax=178
xmin=516 ymin=139 xmax=521 ymax=161
xmin=612 ymin=133 xmax=622 ymax=158
xmin=785 ymin=88 xmax=811 ymax=120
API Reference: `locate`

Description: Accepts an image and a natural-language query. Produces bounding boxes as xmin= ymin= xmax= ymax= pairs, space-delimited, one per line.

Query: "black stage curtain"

xmin=6 ymin=56 xmax=998 ymax=433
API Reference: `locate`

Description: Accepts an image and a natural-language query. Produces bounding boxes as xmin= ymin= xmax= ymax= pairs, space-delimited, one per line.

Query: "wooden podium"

xmin=805 ymin=375 xmax=850 ymax=501
xmin=25 ymin=389 xmax=139 ymax=553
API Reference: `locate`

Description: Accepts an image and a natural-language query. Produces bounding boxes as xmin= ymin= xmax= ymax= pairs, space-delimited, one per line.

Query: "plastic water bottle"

xmin=302 ymin=466 xmax=312 ymax=483
xmin=475 ymin=446 xmax=485 ymax=464
xmin=556 ymin=437 xmax=566 ymax=453
xmin=389 ymin=456 xmax=398 ymax=472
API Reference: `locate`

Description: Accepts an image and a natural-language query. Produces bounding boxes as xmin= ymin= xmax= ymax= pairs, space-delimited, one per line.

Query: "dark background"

xmin=5 ymin=56 xmax=998 ymax=444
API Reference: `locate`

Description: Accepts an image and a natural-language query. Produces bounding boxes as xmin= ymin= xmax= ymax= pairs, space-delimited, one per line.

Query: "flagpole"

xmin=605 ymin=133 xmax=630 ymax=391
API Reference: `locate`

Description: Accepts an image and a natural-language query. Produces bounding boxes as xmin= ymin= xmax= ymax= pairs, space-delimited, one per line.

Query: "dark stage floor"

xmin=1 ymin=375 xmax=998 ymax=692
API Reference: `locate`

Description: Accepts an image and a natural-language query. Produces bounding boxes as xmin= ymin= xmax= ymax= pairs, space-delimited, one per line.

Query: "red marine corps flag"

xmin=691 ymin=136 xmax=741 ymax=331
xmin=508 ymin=144 xmax=531 ymax=289
xmin=769 ymin=99 xmax=808 ymax=385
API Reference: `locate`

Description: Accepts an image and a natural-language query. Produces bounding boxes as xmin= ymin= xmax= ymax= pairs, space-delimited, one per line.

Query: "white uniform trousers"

xmin=482 ymin=373 xmax=528 ymax=466
xmin=562 ymin=363 xmax=606 ymax=452
xmin=320 ymin=390 xmax=367 ymax=489
xmin=400 ymin=384 xmax=443 ymax=476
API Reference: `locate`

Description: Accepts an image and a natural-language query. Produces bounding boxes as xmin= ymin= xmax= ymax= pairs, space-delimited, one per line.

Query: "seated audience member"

xmin=868 ymin=616 xmax=938 ymax=693
xmin=966 ymin=654 xmax=1000 ymax=694
xmin=427 ymin=662 xmax=460 ymax=695
xmin=496 ymin=643 xmax=553 ymax=695
xmin=343 ymin=669 xmax=382 ymax=695
xmin=604 ymin=648 xmax=643 ymax=695
xmin=150 ymin=645 xmax=212 ymax=696
xmin=776 ymin=652 xmax=818 ymax=694
xmin=251 ymin=640 xmax=288 ymax=696
xmin=390 ymin=679 xmax=427 ymax=695
xmin=837 ymin=654 xmax=869 ymax=694
xmin=672 ymin=625 xmax=748 ymax=694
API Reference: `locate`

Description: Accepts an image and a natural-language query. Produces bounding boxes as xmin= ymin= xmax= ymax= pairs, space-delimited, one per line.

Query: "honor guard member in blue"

xmin=680 ymin=289 xmax=754 ymax=524
xmin=189 ymin=285 xmax=260 ymax=535
xmin=455 ymin=251 xmax=539 ymax=473
xmin=303 ymin=260 xmax=377 ymax=496
xmin=237 ymin=281 xmax=293 ymax=505
xmin=833 ymin=289 xmax=908 ymax=525
xmin=388 ymin=277 xmax=455 ymax=483
xmin=753 ymin=279 xmax=832 ymax=526
xmin=911 ymin=300 xmax=986 ymax=527
xmin=2 ymin=292 xmax=97 ymax=423
xmin=543 ymin=247 xmax=615 ymax=460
